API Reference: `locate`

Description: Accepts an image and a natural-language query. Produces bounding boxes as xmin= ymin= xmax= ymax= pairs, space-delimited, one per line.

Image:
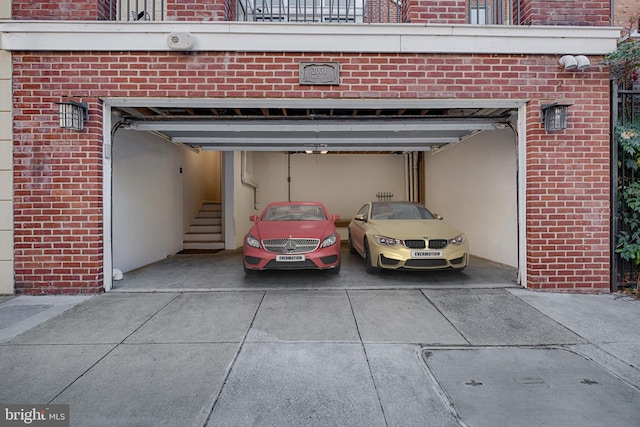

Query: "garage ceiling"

xmin=113 ymin=102 xmax=518 ymax=152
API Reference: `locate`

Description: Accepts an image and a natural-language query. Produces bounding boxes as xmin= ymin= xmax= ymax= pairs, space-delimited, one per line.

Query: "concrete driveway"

xmin=1 ymin=249 xmax=639 ymax=427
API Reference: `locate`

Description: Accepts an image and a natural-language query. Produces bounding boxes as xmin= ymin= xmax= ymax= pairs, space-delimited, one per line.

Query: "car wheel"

xmin=348 ymin=232 xmax=357 ymax=254
xmin=364 ymin=239 xmax=379 ymax=274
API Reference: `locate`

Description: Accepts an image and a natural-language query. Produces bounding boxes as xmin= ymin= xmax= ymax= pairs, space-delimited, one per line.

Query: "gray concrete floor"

xmin=113 ymin=245 xmax=519 ymax=291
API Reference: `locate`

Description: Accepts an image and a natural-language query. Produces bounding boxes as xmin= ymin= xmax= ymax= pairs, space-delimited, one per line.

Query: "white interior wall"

xmin=424 ymin=128 xmax=518 ymax=267
xmin=113 ymin=130 xmax=219 ymax=273
xmin=249 ymin=152 xmax=406 ymax=217
xmin=230 ymin=152 xmax=406 ymax=244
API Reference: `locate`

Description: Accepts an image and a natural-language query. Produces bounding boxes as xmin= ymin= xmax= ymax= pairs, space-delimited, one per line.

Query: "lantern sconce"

xmin=56 ymin=100 xmax=88 ymax=130
xmin=541 ymin=102 xmax=572 ymax=132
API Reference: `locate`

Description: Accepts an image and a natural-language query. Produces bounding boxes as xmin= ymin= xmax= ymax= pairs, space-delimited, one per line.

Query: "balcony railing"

xmin=109 ymin=0 xmax=516 ymax=24
xmin=112 ymin=0 xmax=165 ymax=21
xmin=236 ymin=0 xmax=400 ymax=24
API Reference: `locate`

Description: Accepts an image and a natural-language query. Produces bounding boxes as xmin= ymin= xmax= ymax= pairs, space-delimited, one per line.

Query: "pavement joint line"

xmin=345 ymin=289 xmax=390 ymax=427
xmin=200 ymin=291 xmax=267 ymax=427
xmin=419 ymin=288 xmax=472 ymax=346
xmin=418 ymin=346 xmax=470 ymax=427
xmin=45 ymin=293 xmax=181 ymax=404
xmin=420 ymin=344 xmax=640 ymax=394
xmin=506 ymin=288 xmax=640 ymax=379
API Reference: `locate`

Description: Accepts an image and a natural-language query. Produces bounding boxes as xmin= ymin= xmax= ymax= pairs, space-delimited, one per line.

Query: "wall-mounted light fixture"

xmin=304 ymin=144 xmax=328 ymax=154
xmin=541 ymin=102 xmax=572 ymax=132
xmin=558 ymin=55 xmax=591 ymax=72
xmin=56 ymin=101 xmax=88 ymax=130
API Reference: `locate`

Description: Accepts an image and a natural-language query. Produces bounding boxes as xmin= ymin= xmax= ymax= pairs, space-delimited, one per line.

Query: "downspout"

xmin=412 ymin=151 xmax=419 ymax=202
xmin=241 ymin=151 xmax=258 ymax=210
xmin=404 ymin=151 xmax=419 ymax=202
xmin=404 ymin=152 xmax=411 ymax=201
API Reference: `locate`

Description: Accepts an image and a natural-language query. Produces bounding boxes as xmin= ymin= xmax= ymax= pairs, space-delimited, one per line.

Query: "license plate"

xmin=276 ymin=254 xmax=305 ymax=262
xmin=411 ymin=250 xmax=443 ymax=258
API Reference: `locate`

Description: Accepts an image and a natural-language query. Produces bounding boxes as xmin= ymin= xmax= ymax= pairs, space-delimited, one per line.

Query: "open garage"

xmin=106 ymin=98 xmax=522 ymax=290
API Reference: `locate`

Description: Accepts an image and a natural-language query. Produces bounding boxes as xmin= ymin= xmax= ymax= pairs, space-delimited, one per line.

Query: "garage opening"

xmin=104 ymin=99 xmax=523 ymax=290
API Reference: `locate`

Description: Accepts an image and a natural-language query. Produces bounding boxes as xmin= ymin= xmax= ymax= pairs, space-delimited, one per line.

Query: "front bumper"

xmin=243 ymin=246 xmax=340 ymax=271
xmin=371 ymin=243 xmax=468 ymax=270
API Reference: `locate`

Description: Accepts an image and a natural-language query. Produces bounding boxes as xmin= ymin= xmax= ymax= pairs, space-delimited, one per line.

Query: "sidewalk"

xmin=1 ymin=287 xmax=639 ymax=426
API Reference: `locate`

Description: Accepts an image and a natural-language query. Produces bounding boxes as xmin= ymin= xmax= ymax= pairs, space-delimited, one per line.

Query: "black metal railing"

xmin=469 ymin=0 xmax=512 ymax=25
xmin=612 ymin=87 xmax=640 ymax=291
xmin=236 ymin=0 xmax=400 ymax=23
xmin=108 ymin=0 xmax=517 ymax=24
xmin=109 ymin=0 xmax=165 ymax=21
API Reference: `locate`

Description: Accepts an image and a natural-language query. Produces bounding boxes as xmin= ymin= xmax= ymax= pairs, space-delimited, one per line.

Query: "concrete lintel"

xmin=0 ymin=21 xmax=621 ymax=55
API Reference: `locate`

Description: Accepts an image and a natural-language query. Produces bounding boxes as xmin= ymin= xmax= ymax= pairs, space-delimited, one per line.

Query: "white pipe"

xmin=241 ymin=151 xmax=259 ymax=209
xmin=411 ymin=151 xmax=419 ymax=202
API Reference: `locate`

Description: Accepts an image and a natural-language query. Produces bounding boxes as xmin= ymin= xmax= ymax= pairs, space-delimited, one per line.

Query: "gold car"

xmin=348 ymin=201 xmax=468 ymax=273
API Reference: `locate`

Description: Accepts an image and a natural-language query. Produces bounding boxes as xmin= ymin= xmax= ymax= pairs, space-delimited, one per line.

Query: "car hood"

xmin=366 ymin=219 xmax=463 ymax=239
xmin=251 ymin=220 xmax=337 ymax=240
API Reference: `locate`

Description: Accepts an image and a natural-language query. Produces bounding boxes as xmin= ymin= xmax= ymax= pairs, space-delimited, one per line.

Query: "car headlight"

xmin=246 ymin=234 xmax=261 ymax=249
xmin=321 ymin=234 xmax=337 ymax=248
xmin=449 ymin=234 xmax=465 ymax=246
xmin=374 ymin=235 xmax=401 ymax=246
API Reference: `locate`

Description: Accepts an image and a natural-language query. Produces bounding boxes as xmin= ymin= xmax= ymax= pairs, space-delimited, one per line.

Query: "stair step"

xmin=198 ymin=210 xmax=222 ymax=218
xmin=194 ymin=217 xmax=222 ymax=225
xmin=185 ymin=232 xmax=222 ymax=241
xmin=190 ymin=225 xmax=222 ymax=233
xmin=183 ymin=241 xmax=225 ymax=250
xmin=202 ymin=203 xmax=222 ymax=211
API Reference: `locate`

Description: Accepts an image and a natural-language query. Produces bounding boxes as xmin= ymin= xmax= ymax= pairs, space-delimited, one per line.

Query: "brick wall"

xmin=519 ymin=0 xmax=610 ymax=26
xmin=403 ymin=0 xmax=466 ymax=24
xmin=12 ymin=0 xmax=112 ymax=20
xmin=12 ymin=51 xmax=611 ymax=293
xmin=166 ymin=0 xmax=225 ymax=21
xmin=614 ymin=0 xmax=640 ymax=34
xmin=10 ymin=0 xmax=611 ymax=24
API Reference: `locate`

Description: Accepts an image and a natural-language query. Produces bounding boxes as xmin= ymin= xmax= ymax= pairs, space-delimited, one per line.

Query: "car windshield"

xmin=370 ymin=202 xmax=435 ymax=220
xmin=262 ymin=204 xmax=327 ymax=221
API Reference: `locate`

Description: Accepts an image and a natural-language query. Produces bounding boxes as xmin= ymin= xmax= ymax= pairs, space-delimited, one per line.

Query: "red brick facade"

xmin=11 ymin=51 xmax=611 ymax=293
xmin=166 ymin=0 xmax=226 ymax=21
xmin=403 ymin=0 xmax=466 ymax=24
xmin=12 ymin=0 xmax=115 ymax=20
xmin=7 ymin=0 xmax=614 ymax=293
xmin=614 ymin=0 xmax=640 ymax=33
xmin=519 ymin=0 xmax=611 ymax=26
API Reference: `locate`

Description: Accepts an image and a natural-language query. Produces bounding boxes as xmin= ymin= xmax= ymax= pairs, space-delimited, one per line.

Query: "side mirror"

xmin=249 ymin=215 xmax=258 ymax=222
xmin=354 ymin=213 xmax=366 ymax=222
xmin=434 ymin=214 xmax=443 ymax=220
xmin=332 ymin=214 xmax=340 ymax=223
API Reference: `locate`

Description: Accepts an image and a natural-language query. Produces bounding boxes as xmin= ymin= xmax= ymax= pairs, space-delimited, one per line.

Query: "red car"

xmin=243 ymin=201 xmax=341 ymax=274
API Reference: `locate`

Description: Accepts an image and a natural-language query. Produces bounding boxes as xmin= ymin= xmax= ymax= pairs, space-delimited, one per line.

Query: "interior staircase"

xmin=183 ymin=202 xmax=225 ymax=251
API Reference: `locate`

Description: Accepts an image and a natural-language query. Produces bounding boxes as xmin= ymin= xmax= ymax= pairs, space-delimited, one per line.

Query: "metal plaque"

xmin=299 ymin=62 xmax=340 ymax=85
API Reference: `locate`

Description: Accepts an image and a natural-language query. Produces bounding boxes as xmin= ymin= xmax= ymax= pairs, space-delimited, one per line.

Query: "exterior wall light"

xmin=56 ymin=101 xmax=88 ymax=130
xmin=541 ymin=103 xmax=572 ymax=132
xmin=558 ymin=55 xmax=590 ymax=72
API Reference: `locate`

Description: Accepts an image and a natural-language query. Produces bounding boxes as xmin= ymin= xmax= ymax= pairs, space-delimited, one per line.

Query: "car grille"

xmin=404 ymin=259 xmax=448 ymax=268
xmin=404 ymin=239 xmax=426 ymax=249
xmin=264 ymin=259 xmax=318 ymax=269
xmin=262 ymin=238 xmax=320 ymax=254
xmin=428 ymin=239 xmax=448 ymax=249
